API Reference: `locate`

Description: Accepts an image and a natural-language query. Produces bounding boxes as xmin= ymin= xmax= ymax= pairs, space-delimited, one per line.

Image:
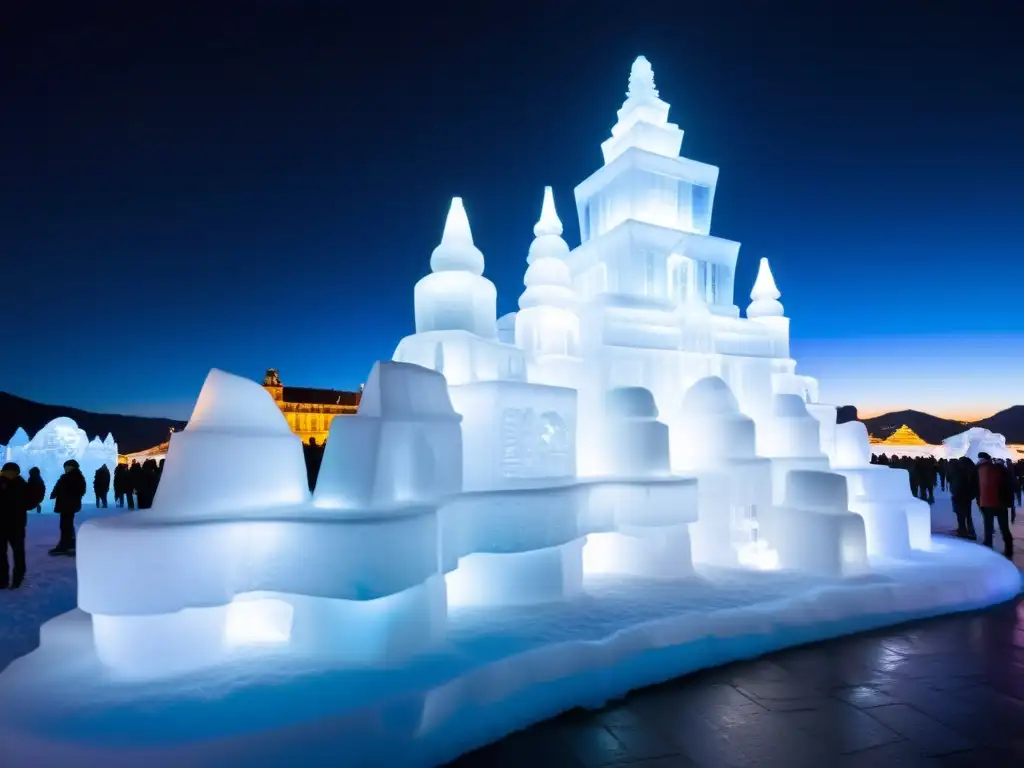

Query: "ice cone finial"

xmin=747 ymin=257 xmax=785 ymax=318
xmin=441 ymin=197 xmax=474 ymax=246
xmin=431 ymin=196 xmax=485 ymax=275
xmin=534 ymin=186 xmax=563 ymax=238
xmin=627 ymin=55 xmax=658 ymax=101
xmin=751 ymin=257 xmax=781 ymax=301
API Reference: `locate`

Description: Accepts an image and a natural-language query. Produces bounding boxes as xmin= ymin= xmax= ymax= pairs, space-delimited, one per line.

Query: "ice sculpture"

xmin=942 ymin=427 xmax=1014 ymax=462
xmin=6 ymin=56 xmax=1019 ymax=768
xmin=831 ymin=421 xmax=931 ymax=555
xmin=76 ymin=366 xmax=450 ymax=677
xmin=12 ymin=417 xmax=117 ymax=493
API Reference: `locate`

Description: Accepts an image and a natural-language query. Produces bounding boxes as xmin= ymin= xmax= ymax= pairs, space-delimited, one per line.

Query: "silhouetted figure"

xmin=127 ymin=461 xmax=143 ymax=509
xmin=113 ymin=463 xmax=125 ymax=507
xmin=26 ymin=467 xmax=45 ymax=514
xmin=0 ymin=462 xmax=32 ymax=589
xmin=49 ymin=459 xmax=86 ymax=556
xmin=93 ymin=465 xmax=110 ymax=508
xmin=1015 ymin=460 xmax=1024 ymax=507
xmin=938 ymin=458 xmax=948 ymax=492
xmin=977 ymin=452 xmax=1013 ymax=559
xmin=948 ymin=456 xmax=977 ymax=540
xmin=135 ymin=459 xmax=159 ymax=509
xmin=908 ymin=457 xmax=920 ymax=498
xmin=916 ymin=457 xmax=937 ymax=504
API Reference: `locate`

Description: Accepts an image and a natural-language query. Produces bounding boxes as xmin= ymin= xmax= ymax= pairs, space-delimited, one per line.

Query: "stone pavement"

xmin=447 ymin=597 xmax=1024 ymax=766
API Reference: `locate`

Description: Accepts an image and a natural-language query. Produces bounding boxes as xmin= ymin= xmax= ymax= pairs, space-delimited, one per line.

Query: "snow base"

xmin=0 ymin=537 xmax=1018 ymax=768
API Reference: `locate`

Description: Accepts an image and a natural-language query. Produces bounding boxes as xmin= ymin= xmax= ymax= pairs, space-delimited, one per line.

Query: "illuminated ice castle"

xmin=394 ymin=55 xmax=830 ymax=481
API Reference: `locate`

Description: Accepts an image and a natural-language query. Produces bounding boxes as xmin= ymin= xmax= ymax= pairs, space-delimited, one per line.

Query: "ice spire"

xmin=430 ymin=197 xmax=485 ymax=275
xmin=602 ymin=55 xmax=682 ymax=165
xmin=520 ymin=187 xmax=577 ymax=312
xmin=747 ymin=257 xmax=785 ymax=318
xmin=627 ymin=55 xmax=659 ymax=102
xmin=534 ymin=186 xmax=563 ymax=238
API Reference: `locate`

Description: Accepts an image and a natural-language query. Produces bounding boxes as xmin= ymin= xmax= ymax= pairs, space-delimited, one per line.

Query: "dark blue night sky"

xmin=2 ymin=1 xmax=1021 ymax=421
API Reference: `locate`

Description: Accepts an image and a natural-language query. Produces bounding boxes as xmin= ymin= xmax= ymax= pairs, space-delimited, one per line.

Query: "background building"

xmin=261 ymin=369 xmax=361 ymax=446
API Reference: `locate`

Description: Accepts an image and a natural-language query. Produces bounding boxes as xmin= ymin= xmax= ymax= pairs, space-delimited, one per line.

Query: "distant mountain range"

xmin=0 ymin=393 xmax=186 ymax=455
xmin=857 ymin=405 xmax=1024 ymax=445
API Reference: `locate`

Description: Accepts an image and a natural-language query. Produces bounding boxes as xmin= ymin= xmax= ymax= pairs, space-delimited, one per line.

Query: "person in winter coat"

xmin=948 ymin=456 xmax=978 ymax=540
xmin=113 ymin=463 xmax=127 ymax=507
xmin=93 ymin=465 xmax=110 ymax=508
xmin=0 ymin=462 xmax=32 ymax=588
xmin=976 ymin=452 xmax=1014 ymax=559
xmin=49 ymin=459 xmax=86 ymax=556
xmin=26 ymin=467 xmax=45 ymax=513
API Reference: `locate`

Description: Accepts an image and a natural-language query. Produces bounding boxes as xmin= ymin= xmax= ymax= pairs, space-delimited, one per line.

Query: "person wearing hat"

xmin=0 ymin=461 xmax=32 ymax=588
xmin=976 ymin=452 xmax=1014 ymax=559
xmin=49 ymin=458 xmax=86 ymax=556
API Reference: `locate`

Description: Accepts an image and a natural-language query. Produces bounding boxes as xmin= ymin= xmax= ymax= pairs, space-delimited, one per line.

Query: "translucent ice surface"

xmin=152 ymin=368 xmax=310 ymax=517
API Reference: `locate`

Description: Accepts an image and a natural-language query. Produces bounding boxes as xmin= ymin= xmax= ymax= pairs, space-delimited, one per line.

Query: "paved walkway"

xmin=449 ymin=495 xmax=1024 ymax=767
xmin=448 ymin=597 xmax=1024 ymax=766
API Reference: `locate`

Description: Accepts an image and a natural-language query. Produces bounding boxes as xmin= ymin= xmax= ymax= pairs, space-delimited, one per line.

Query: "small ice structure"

xmin=671 ymin=376 xmax=774 ymax=568
xmin=10 ymin=418 xmax=117 ymax=492
xmin=314 ymin=360 xmax=462 ymax=509
xmin=582 ymin=386 xmax=698 ymax=579
xmin=943 ymin=427 xmax=1014 ymax=462
xmin=831 ymin=421 xmax=932 ymax=556
xmin=77 ymin=366 xmax=453 ymax=678
xmin=760 ymin=469 xmax=869 ymax=577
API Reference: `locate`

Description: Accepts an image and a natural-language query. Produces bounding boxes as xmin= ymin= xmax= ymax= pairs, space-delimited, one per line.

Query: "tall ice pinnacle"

xmin=517 ymin=187 xmax=579 ymax=356
xmin=601 ymin=55 xmax=683 ymax=165
xmin=534 ymin=186 xmax=563 ymax=238
xmin=627 ymin=55 xmax=658 ymax=101
xmin=747 ymin=257 xmax=784 ymax=318
xmin=431 ymin=197 xmax=485 ymax=275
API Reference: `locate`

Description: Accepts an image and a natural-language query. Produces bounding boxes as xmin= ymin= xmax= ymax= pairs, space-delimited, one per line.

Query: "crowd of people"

xmin=873 ymin=452 xmax=1022 ymax=558
xmin=0 ymin=457 xmax=164 ymax=589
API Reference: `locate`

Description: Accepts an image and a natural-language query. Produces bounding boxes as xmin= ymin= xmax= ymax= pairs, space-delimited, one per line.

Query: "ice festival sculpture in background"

xmin=1 ymin=56 xmax=1019 ymax=768
xmin=4 ymin=419 xmax=117 ymax=492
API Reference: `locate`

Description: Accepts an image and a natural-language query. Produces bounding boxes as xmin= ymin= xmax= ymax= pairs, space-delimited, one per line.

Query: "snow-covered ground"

xmin=0 ymin=495 xmax=1019 ymax=768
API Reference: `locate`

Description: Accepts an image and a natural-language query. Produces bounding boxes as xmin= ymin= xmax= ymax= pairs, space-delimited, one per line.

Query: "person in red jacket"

xmin=976 ymin=452 xmax=1014 ymax=559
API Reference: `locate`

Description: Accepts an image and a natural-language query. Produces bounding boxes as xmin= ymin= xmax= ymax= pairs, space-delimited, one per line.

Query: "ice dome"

xmin=606 ymin=387 xmax=658 ymax=419
xmin=674 ymin=377 xmax=757 ymax=467
xmin=680 ymin=375 xmax=740 ymax=416
xmin=430 ymin=197 xmax=485 ymax=275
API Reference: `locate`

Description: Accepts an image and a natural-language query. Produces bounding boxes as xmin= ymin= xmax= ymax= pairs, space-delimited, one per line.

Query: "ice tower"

xmin=516 ymin=187 xmax=582 ymax=388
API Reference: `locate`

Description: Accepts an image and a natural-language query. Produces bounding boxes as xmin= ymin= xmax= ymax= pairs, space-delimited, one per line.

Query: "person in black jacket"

xmin=0 ymin=462 xmax=32 ymax=588
xmin=93 ymin=465 xmax=110 ymax=508
xmin=26 ymin=466 xmax=45 ymax=513
xmin=948 ymin=455 xmax=978 ymax=540
xmin=49 ymin=459 xmax=86 ymax=556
